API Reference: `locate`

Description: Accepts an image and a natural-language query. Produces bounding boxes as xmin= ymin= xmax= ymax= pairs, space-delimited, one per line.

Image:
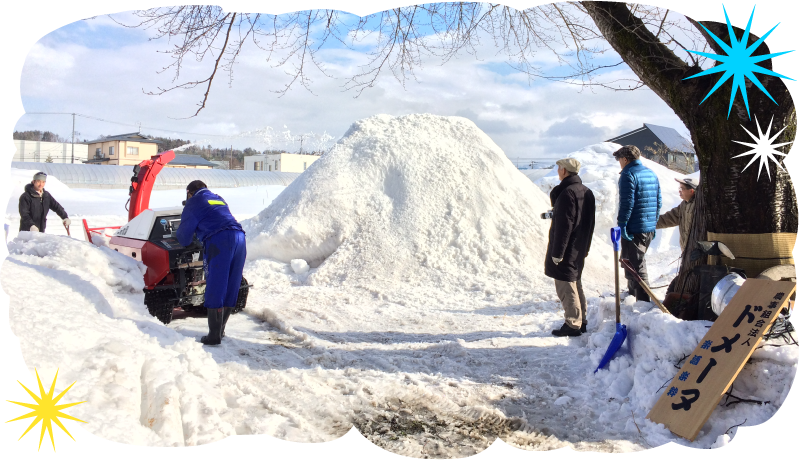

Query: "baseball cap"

xmin=556 ymin=158 xmax=581 ymax=173
xmin=675 ymin=177 xmax=699 ymax=189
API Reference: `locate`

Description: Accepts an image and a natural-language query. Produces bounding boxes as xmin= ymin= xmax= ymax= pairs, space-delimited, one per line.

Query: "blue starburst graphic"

xmin=683 ymin=5 xmax=794 ymax=118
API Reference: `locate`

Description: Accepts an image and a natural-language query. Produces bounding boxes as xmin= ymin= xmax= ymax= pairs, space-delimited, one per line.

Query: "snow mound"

xmin=244 ymin=114 xmax=612 ymax=292
xmin=8 ymin=231 xmax=146 ymax=294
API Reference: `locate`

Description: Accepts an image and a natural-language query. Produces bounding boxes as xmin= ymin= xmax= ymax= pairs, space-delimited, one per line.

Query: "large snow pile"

xmin=534 ymin=142 xmax=687 ymax=252
xmin=244 ymin=114 xmax=613 ymax=294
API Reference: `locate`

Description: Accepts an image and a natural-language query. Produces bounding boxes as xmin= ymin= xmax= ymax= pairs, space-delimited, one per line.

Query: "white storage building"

xmin=244 ymin=152 xmax=321 ymax=173
xmin=13 ymin=140 xmax=89 ymax=164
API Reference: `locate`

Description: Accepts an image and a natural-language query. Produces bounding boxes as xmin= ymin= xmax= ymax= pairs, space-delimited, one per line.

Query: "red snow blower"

xmin=84 ymin=150 xmax=249 ymax=324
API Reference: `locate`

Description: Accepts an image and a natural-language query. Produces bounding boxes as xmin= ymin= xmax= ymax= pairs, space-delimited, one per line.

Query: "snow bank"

xmin=587 ymin=297 xmax=797 ymax=447
xmin=244 ymin=114 xmax=613 ymax=293
xmin=8 ymin=231 xmax=146 ymax=295
xmin=3 ymin=233 xmax=236 ymax=445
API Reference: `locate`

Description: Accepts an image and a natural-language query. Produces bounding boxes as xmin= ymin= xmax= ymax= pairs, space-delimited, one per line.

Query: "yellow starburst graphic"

xmin=6 ymin=368 xmax=87 ymax=451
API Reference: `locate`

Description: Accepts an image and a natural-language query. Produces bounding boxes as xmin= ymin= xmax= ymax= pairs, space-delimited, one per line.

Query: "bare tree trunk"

xmin=583 ymin=2 xmax=797 ymax=298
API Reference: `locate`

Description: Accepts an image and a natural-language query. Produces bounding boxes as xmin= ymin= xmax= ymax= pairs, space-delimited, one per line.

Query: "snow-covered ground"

xmin=2 ymin=114 xmax=796 ymax=457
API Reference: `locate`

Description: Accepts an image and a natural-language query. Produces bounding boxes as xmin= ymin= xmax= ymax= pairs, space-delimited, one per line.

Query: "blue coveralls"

xmin=176 ymin=188 xmax=246 ymax=310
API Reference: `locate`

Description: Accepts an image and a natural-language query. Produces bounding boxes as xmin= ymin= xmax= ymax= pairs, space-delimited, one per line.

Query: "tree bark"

xmin=583 ymin=2 xmax=797 ymax=295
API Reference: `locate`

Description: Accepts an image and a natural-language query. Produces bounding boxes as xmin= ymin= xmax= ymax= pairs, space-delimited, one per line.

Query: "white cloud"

xmin=16 ymin=9 xmax=688 ymax=158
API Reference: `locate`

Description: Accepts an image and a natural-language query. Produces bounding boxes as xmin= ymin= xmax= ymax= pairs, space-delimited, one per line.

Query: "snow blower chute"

xmin=84 ymin=150 xmax=249 ymax=324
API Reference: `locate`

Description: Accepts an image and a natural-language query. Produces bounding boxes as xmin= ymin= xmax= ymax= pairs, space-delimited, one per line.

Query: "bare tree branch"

xmin=117 ymin=2 xmax=708 ymax=115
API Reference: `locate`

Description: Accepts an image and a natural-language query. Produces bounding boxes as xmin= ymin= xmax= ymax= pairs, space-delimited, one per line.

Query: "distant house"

xmin=84 ymin=133 xmax=216 ymax=169
xmin=244 ymin=152 xmax=321 ymax=173
xmin=607 ymin=123 xmax=696 ymax=173
xmin=84 ymin=132 xmax=161 ymax=166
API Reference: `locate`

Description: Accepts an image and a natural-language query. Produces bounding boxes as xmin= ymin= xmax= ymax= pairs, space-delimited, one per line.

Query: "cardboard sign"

xmin=647 ymin=279 xmax=796 ymax=440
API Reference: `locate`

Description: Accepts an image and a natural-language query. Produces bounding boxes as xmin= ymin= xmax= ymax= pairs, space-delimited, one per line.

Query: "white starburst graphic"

xmin=732 ymin=116 xmax=793 ymax=181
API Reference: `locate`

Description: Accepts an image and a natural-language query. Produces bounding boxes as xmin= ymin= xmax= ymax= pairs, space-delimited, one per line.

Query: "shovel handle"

xmin=619 ymin=258 xmax=641 ymax=282
xmin=619 ymin=258 xmax=669 ymax=314
xmin=614 ymin=249 xmax=621 ymax=324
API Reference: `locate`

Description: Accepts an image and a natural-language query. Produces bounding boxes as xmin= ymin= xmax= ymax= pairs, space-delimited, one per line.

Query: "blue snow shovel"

xmin=595 ymin=227 xmax=628 ymax=373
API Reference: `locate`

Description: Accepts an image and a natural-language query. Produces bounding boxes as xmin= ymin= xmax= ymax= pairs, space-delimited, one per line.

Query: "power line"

xmin=25 ymin=112 xmax=235 ymax=138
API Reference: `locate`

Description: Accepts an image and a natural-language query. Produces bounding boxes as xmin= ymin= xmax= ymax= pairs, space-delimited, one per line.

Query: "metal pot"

xmin=711 ymin=273 xmax=746 ymax=316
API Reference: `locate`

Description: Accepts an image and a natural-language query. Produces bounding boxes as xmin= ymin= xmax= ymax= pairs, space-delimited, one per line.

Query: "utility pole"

xmin=229 ymin=144 xmax=233 ymax=170
xmin=71 ymin=113 xmax=75 ymax=163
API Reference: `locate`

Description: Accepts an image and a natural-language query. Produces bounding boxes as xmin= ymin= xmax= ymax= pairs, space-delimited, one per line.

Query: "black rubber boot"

xmin=580 ymin=322 xmax=587 ymax=334
xmin=635 ymin=288 xmax=651 ymax=302
xmin=551 ymin=322 xmax=582 ymax=337
xmin=201 ymin=308 xmax=224 ymax=345
xmin=220 ymin=307 xmax=233 ymax=338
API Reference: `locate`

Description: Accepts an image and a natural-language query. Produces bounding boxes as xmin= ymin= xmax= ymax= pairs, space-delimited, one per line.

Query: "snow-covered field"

xmin=2 ymin=114 xmax=796 ymax=456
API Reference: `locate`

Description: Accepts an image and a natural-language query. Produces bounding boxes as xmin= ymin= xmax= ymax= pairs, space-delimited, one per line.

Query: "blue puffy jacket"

xmin=176 ymin=188 xmax=244 ymax=246
xmin=617 ymin=160 xmax=662 ymax=233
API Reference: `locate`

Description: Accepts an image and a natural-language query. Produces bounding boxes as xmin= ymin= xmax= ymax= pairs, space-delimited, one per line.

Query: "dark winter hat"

xmin=613 ymin=145 xmax=641 ymax=161
xmin=33 ymin=172 xmax=47 ymax=182
xmin=186 ymin=180 xmax=207 ymax=194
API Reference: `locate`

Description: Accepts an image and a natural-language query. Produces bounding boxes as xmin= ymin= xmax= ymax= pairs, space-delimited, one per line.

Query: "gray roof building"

xmin=607 ymin=123 xmax=696 ymax=173
xmin=84 ymin=132 xmax=162 ymax=144
xmin=607 ymin=123 xmax=695 ymax=155
xmin=171 ymin=154 xmax=218 ymax=168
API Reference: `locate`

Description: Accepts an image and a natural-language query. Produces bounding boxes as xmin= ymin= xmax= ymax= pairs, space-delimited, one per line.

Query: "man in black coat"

xmin=544 ymin=158 xmax=596 ymax=337
xmin=18 ymin=171 xmax=70 ymax=233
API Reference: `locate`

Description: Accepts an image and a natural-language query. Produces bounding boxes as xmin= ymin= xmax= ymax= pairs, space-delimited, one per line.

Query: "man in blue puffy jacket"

xmin=177 ymin=180 xmax=246 ymax=345
xmin=613 ymin=145 xmax=662 ymax=302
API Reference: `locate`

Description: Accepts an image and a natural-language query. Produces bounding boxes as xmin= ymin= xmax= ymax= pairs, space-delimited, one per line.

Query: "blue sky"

xmin=15 ymin=5 xmax=691 ymax=158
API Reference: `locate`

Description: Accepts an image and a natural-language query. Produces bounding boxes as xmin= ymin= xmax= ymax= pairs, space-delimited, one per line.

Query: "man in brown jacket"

xmin=656 ymin=176 xmax=697 ymax=293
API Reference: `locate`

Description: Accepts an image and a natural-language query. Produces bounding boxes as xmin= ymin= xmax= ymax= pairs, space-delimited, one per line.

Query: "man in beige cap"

xmin=657 ymin=176 xmax=698 ymax=293
xmin=545 ymin=158 xmax=596 ymax=337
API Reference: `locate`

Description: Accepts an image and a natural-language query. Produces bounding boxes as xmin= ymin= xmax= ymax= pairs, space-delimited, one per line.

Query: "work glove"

xmin=63 ymin=218 xmax=71 ymax=227
xmin=187 ymin=237 xmax=203 ymax=251
xmin=552 ymin=257 xmax=563 ymax=265
xmin=30 ymin=225 xmax=39 ymax=233
xmin=619 ymin=224 xmax=633 ymax=242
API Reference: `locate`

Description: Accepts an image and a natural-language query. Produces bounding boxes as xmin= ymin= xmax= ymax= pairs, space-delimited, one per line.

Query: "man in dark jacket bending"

xmin=614 ymin=145 xmax=662 ymax=302
xmin=176 ymin=180 xmax=246 ymax=346
xmin=545 ymin=158 xmax=596 ymax=337
xmin=19 ymin=171 xmax=70 ymax=233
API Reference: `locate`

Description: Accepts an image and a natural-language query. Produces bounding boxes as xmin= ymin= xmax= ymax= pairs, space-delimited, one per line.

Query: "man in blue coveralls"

xmin=177 ymin=180 xmax=246 ymax=346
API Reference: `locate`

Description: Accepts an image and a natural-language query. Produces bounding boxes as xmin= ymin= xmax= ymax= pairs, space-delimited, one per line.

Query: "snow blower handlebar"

xmin=128 ymin=150 xmax=175 ymax=221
